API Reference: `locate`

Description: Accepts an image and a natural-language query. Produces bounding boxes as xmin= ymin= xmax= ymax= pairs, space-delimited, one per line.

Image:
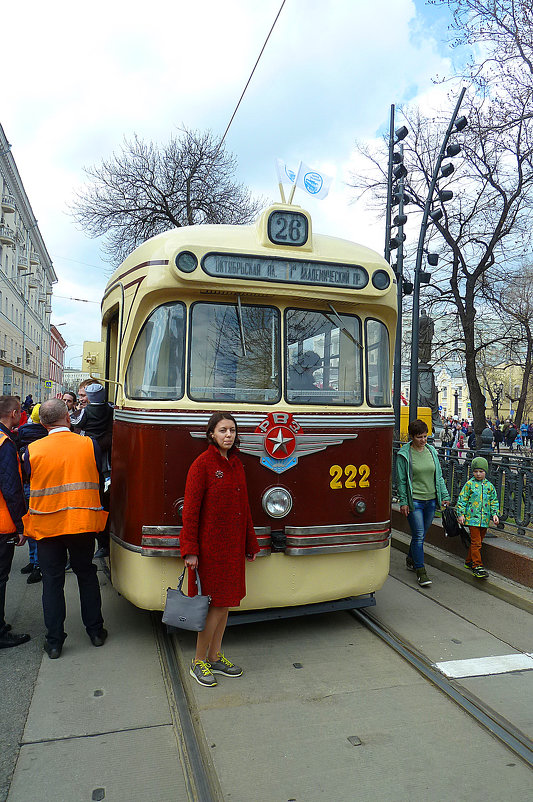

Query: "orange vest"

xmin=23 ymin=431 xmax=108 ymax=539
xmin=0 ymin=432 xmax=22 ymax=534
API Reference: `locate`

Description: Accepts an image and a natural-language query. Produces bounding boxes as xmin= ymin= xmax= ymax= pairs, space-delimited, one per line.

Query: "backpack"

xmin=442 ymin=506 xmax=471 ymax=548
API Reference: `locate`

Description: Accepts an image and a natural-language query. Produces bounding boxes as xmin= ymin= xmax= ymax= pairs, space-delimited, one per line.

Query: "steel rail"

xmin=154 ymin=615 xmax=223 ymax=802
xmin=350 ymin=608 xmax=533 ymax=769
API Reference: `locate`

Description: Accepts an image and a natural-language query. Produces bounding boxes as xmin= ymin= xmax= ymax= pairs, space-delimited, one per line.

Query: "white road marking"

xmin=435 ymin=653 xmax=533 ymax=678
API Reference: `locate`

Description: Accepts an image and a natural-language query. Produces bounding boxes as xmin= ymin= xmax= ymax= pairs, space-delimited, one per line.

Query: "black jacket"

xmin=0 ymin=422 xmax=27 ymax=533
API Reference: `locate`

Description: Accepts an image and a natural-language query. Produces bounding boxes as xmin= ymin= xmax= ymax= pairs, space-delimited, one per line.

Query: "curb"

xmin=391 ymin=529 xmax=533 ymax=615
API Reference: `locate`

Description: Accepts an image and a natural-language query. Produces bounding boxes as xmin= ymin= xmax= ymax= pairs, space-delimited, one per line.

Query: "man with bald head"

xmin=23 ymin=399 xmax=108 ymax=659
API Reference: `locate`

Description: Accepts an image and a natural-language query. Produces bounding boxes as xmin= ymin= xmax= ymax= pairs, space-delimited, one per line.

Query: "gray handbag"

xmin=162 ymin=568 xmax=211 ymax=632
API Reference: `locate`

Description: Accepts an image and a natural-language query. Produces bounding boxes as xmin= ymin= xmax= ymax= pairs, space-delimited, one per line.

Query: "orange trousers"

xmin=467 ymin=526 xmax=487 ymax=567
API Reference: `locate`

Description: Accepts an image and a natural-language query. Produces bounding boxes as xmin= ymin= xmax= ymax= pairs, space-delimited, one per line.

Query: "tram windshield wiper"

xmin=326 ymin=303 xmax=362 ymax=349
xmin=236 ymin=295 xmax=247 ymax=357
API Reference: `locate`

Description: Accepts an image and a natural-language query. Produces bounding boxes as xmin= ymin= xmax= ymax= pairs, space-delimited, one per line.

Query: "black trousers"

xmin=37 ymin=533 xmax=104 ymax=647
xmin=0 ymin=533 xmax=16 ymax=634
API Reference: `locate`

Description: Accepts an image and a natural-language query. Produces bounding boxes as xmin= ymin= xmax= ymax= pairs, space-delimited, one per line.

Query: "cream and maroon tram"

xmin=83 ymin=203 xmax=396 ymax=613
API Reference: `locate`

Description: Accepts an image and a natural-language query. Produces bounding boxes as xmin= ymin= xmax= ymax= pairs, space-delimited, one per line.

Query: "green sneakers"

xmin=406 ymin=555 xmax=415 ymax=571
xmin=190 ymin=659 xmax=217 ymax=687
xmin=416 ymin=567 xmax=432 ymax=587
xmin=208 ymin=652 xmax=243 ymax=677
xmin=472 ymin=565 xmax=489 ymax=579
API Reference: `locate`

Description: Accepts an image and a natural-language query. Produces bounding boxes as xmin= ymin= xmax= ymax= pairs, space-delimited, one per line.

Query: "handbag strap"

xmin=178 ymin=566 xmax=203 ymax=595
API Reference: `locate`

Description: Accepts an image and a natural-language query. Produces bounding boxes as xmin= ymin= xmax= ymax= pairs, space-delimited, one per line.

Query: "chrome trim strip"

xmin=285 ymin=532 xmax=389 ymax=546
xmin=110 ymin=531 xmax=142 ymax=554
xmin=285 ymin=522 xmax=390 ymax=535
xmin=254 ymin=527 xmax=271 ymax=535
xmin=114 ymin=410 xmax=394 ymax=429
xmin=142 ymin=547 xmax=181 ymax=557
xmin=142 ymin=525 xmax=181 ymax=536
xmin=286 ymin=538 xmax=390 ymax=555
xmin=142 ymin=536 xmax=181 ymax=547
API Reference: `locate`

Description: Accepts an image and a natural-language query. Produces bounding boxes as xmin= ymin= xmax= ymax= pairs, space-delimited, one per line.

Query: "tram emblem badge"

xmin=190 ymin=413 xmax=358 ymax=474
xmin=240 ymin=413 xmax=358 ymax=474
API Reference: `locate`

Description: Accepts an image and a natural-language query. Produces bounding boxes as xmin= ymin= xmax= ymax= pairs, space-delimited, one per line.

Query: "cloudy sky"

xmin=2 ymin=0 xmax=463 ymax=367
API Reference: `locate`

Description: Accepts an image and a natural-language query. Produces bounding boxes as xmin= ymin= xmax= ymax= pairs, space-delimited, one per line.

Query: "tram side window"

xmin=125 ymin=303 xmax=185 ymax=400
xmin=366 ymin=319 xmax=391 ymax=407
xmin=285 ymin=309 xmax=363 ymax=405
xmin=189 ymin=303 xmax=280 ymax=403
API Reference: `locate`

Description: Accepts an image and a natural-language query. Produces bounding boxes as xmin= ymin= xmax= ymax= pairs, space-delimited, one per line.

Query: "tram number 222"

xmin=329 ymin=464 xmax=370 ymax=490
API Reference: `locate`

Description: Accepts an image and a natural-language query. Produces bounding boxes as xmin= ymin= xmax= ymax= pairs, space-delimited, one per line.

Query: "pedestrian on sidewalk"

xmin=396 ymin=419 xmax=451 ymax=588
xmin=180 ymin=412 xmax=259 ymax=688
xmin=0 ymin=396 xmax=31 ymax=649
xmin=22 ymin=399 xmax=108 ymax=659
xmin=17 ymin=403 xmax=48 ymax=584
xmin=456 ymin=457 xmax=499 ymax=580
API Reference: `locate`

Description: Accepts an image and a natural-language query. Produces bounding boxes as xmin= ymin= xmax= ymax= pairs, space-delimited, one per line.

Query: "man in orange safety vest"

xmin=23 ymin=398 xmax=108 ymax=659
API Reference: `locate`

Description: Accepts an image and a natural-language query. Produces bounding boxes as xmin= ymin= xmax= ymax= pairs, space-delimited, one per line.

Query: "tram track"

xmin=154 ymin=615 xmax=224 ymax=802
xmin=154 ymin=600 xmax=532 ymax=802
xmin=350 ymin=608 xmax=533 ymax=770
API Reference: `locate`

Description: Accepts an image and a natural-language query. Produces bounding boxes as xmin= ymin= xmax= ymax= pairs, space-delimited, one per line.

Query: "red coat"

xmin=179 ymin=445 xmax=259 ymax=606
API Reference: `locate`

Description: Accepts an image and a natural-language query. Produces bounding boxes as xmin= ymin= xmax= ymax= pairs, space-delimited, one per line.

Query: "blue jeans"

xmin=407 ymin=499 xmax=436 ymax=569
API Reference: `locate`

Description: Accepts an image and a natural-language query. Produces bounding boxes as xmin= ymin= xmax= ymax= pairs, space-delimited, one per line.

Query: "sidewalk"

xmin=5 ymin=553 xmax=187 ymax=802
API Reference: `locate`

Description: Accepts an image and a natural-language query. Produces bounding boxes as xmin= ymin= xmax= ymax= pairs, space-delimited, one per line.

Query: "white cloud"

xmin=2 ymin=0 xmax=457 ymax=366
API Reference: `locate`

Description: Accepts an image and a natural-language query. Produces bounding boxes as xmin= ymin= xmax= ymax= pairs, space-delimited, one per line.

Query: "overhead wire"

xmin=216 ymin=0 xmax=286 ymax=154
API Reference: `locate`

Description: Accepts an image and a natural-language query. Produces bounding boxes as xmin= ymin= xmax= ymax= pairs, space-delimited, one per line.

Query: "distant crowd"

xmin=440 ymin=416 xmax=532 ymax=454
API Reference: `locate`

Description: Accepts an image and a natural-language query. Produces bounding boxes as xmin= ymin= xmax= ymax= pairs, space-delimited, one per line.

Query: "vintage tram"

xmin=84 ymin=202 xmax=396 ymax=613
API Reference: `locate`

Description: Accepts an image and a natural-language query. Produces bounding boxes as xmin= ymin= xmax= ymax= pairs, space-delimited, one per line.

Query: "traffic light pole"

xmin=392 ymin=149 xmax=406 ymax=438
xmin=408 ymin=87 xmax=466 ymax=424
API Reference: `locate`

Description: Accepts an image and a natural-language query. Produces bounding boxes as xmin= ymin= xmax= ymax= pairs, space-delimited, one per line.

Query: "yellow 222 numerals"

xmin=329 ymin=464 xmax=371 ymax=490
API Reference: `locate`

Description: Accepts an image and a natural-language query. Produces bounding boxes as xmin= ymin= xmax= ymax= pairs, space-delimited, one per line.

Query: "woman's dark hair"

xmin=408 ymin=419 xmax=429 ymax=438
xmin=63 ymin=391 xmax=76 ymax=403
xmin=205 ymin=412 xmax=240 ymax=450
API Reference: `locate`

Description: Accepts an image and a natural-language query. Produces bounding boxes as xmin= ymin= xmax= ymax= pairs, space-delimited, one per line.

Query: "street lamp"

xmin=454 ymin=389 xmax=459 ymax=417
xmin=493 ymin=382 xmax=504 ymax=421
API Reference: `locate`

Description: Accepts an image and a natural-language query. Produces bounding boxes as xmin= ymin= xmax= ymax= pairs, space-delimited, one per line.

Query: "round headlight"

xmin=262 ymin=487 xmax=293 ymax=519
xmin=372 ymin=270 xmax=390 ymax=290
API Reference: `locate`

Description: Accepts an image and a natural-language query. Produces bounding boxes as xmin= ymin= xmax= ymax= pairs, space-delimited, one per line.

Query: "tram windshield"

xmin=189 ymin=302 xmax=280 ymax=403
xmin=286 ymin=309 xmax=363 ymax=405
xmin=125 ymin=303 xmax=185 ymax=400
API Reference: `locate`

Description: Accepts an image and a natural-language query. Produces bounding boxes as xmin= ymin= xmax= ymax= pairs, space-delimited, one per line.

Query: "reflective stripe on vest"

xmin=0 ymin=432 xmax=22 ymax=534
xmin=23 ymin=432 xmax=107 ymax=537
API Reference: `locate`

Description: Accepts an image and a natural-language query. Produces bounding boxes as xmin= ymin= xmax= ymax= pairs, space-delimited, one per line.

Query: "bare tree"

xmin=482 ymin=264 xmax=533 ymax=425
xmin=71 ymin=128 xmax=263 ymax=265
xmin=350 ymin=92 xmax=533 ymax=442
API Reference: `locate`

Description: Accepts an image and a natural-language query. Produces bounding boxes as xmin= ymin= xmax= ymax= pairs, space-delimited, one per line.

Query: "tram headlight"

xmin=262 ymin=487 xmax=293 ymax=519
xmin=372 ymin=270 xmax=390 ymax=290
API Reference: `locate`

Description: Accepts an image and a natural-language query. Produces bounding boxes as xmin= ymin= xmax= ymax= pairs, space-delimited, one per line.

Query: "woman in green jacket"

xmin=396 ymin=419 xmax=450 ymax=587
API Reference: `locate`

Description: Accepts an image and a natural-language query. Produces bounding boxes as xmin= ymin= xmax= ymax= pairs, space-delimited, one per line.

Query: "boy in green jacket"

xmin=457 ymin=457 xmax=499 ymax=579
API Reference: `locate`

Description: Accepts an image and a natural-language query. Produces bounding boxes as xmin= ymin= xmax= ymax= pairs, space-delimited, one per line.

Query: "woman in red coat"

xmin=180 ymin=412 xmax=259 ymax=687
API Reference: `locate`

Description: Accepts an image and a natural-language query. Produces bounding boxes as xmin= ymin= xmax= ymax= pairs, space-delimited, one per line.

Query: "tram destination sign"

xmin=202 ymin=253 xmax=369 ymax=290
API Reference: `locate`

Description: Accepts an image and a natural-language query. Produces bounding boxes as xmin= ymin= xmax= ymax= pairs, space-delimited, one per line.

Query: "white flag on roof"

xmin=276 ymin=158 xmax=297 ymax=185
xmin=294 ymin=161 xmax=333 ymax=200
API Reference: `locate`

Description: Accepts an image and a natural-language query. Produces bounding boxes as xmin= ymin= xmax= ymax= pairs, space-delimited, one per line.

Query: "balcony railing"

xmin=0 ymin=225 xmax=15 ymax=245
xmin=1 ymin=194 xmax=15 ymax=213
xmin=30 ymin=252 xmax=40 ymax=265
xmin=17 ymin=254 xmax=28 ymax=269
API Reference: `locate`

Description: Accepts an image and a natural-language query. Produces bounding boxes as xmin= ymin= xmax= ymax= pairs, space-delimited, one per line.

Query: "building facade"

xmin=49 ymin=325 xmax=67 ymax=398
xmin=62 ymin=368 xmax=91 ymax=393
xmin=0 ymin=123 xmax=57 ymax=402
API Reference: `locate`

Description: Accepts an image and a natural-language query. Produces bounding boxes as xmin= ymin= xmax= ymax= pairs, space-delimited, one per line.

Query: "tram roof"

xmin=105 ymin=204 xmax=391 ymax=292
